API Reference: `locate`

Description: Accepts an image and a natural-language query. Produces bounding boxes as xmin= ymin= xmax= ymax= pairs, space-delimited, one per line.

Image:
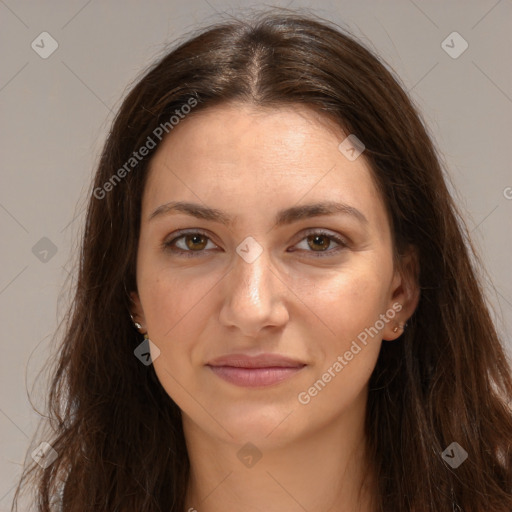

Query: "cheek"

xmin=293 ymin=270 xmax=389 ymax=417
xmin=303 ymin=264 xmax=392 ymax=352
xmin=139 ymin=267 xmax=213 ymax=405
xmin=140 ymin=266 xmax=218 ymax=344
xmin=140 ymin=250 xmax=392 ymax=353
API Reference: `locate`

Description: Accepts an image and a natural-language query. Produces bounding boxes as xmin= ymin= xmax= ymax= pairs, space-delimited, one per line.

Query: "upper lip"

xmin=207 ymin=353 xmax=306 ymax=368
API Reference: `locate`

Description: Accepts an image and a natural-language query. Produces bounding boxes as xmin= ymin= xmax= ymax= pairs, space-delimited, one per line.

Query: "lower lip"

xmin=207 ymin=365 xmax=305 ymax=387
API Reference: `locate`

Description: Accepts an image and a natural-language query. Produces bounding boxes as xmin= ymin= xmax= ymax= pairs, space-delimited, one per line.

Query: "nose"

xmin=218 ymin=246 xmax=290 ymax=337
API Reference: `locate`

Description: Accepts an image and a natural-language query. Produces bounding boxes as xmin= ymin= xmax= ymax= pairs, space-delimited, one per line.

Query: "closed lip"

xmin=206 ymin=353 xmax=306 ymax=369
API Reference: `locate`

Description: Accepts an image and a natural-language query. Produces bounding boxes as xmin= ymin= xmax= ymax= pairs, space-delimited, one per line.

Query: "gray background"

xmin=1 ymin=0 xmax=511 ymax=507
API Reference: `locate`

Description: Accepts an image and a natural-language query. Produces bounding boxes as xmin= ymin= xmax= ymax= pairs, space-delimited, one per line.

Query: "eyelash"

xmin=161 ymin=229 xmax=348 ymax=258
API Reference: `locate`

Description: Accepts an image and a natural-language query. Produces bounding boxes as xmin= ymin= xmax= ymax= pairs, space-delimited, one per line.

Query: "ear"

xmin=382 ymin=245 xmax=420 ymax=341
xmin=129 ymin=291 xmax=147 ymax=331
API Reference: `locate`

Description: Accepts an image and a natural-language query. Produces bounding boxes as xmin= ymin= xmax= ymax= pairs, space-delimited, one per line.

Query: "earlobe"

xmin=392 ymin=322 xmax=408 ymax=334
xmin=382 ymin=246 xmax=420 ymax=341
xmin=129 ymin=291 xmax=146 ymax=330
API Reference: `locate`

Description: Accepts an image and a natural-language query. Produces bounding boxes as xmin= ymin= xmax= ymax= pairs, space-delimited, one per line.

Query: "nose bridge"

xmin=232 ymin=246 xmax=272 ymax=306
xmin=219 ymin=243 xmax=289 ymax=334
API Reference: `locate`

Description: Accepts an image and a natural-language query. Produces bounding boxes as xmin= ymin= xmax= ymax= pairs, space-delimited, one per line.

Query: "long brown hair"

xmin=12 ymin=9 xmax=512 ymax=511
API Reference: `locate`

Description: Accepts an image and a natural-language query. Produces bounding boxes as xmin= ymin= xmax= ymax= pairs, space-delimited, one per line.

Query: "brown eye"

xmin=306 ymin=234 xmax=331 ymax=252
xmin=183 ymin=234 xmax=208 ymax=251
xmin=163 ymin=229 xmax=347 ymax=259
xmin=292 ymin=230 xmax=347 ymax=258
xmin=162 ymin=230 xmax=217 ymax=257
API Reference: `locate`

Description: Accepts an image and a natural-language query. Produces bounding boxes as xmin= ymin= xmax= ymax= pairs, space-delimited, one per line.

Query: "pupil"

xmin=187 ymin=235 xmax=206 ymax=250
xmin=309 ymin=235 xmax=328 ymax=251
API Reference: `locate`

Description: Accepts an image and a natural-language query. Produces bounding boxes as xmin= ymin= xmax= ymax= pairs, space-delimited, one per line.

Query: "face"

xmin=131 ymin=102 xmax=417 ymax=447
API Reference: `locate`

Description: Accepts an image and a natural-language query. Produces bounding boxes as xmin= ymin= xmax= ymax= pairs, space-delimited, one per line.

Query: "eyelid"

xmin=161 ymin=229 xmax=216 ymax=255
xmin=162 ymin=228 xmax=348 ymax=257
xmin=288 ymin=228 xmax=348 ymax=258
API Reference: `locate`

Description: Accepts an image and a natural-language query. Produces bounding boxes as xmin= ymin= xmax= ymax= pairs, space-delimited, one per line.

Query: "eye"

xmin=162 ymin=229 xmax=347 ymax=258
xmin=290 ymin=230 xmax=347 ymax=258
xmin=162 ymin=230 xmax=217 ymax=257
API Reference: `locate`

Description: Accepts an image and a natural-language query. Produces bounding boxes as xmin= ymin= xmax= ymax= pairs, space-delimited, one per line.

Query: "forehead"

xmin=142 ymin=102 xmax=388 ymax=232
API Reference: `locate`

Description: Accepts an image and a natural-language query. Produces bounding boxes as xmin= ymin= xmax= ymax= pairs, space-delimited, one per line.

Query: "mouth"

xmin=206 ymin=353 xmax=307 ymax=388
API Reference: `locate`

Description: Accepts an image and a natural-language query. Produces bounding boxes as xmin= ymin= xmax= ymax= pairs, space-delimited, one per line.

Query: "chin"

xmin=215 ymin=400 xmax=303 ymax=443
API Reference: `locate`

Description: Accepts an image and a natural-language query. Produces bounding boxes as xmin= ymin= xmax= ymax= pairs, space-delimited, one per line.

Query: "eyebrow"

xmin=148 ymin=200 xmax=368 ymax=227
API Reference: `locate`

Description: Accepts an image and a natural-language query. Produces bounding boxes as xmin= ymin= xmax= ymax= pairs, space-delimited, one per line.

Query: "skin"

xmin=130 ymin=102 xmax=419 ymax=512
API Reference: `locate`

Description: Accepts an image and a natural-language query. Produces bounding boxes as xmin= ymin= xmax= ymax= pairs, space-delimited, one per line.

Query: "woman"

xmin=13 ymin=10 xmax=512 ymax=512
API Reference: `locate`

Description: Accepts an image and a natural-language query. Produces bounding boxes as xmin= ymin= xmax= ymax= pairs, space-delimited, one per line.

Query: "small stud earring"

xmin=130 ymin=314 xmax=142 ymax=330
xmin=393 ymin=323 xmax=406 ymax=333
